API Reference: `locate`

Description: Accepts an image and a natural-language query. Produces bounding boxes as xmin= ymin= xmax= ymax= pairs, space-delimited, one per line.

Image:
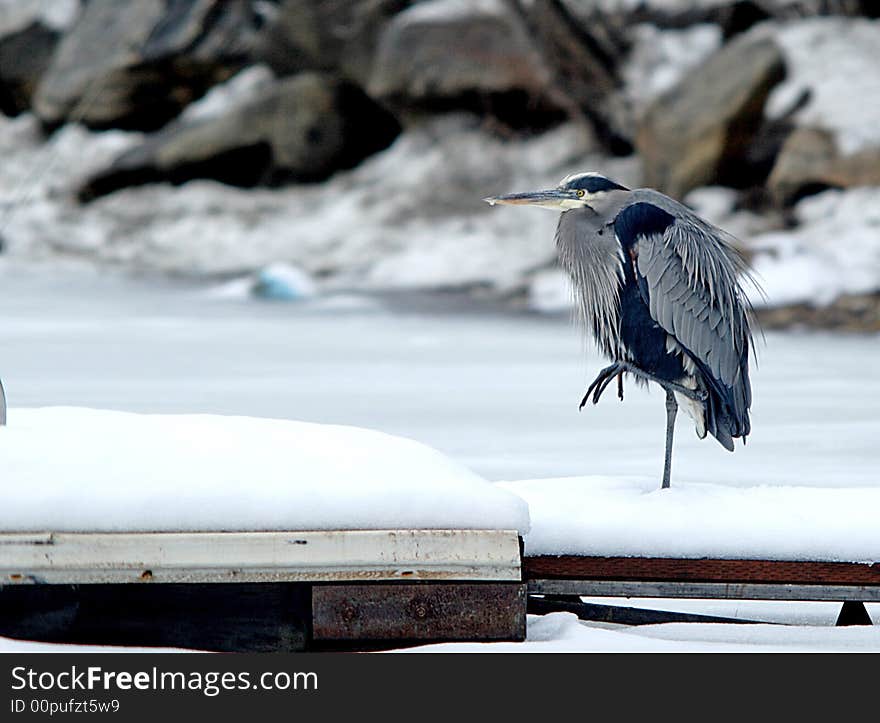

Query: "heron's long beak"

xmin=483 ymin=188 xmax=581 ymax=210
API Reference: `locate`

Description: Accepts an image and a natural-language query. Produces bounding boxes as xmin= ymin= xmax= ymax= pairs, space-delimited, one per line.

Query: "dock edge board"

xmin=0 ymin=529 xmax=522 ymax=584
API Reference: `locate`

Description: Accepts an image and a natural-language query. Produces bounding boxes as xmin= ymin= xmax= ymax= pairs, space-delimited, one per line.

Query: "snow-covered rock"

xmin=3 ymin=112 xmax=633 ymax=289
xmin=749 ymin=186 xmax=880 ymax=307
xmin=0 ymin=408 xmax=529 ymax=533
xmin=623 ymin=23 xmax=722 ymax=120
xmin=765 ymin=17 xmax=880 ymax=156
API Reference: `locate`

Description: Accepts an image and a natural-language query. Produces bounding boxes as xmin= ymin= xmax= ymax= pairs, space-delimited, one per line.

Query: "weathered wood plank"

xmin=529 ymin=579 xmax=880 ymax=601
xmin=0 ymin=529 xmax=522 ymax=584
xmin=524 ymin=556 xmax=880 ymax=585
xmin=312 ymin=583 xmax=527 ymax=644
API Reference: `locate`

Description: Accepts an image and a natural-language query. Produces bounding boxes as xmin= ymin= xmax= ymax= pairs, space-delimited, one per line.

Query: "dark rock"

xmin=33 ymin=0 xmax=261 ymax=131
xmin=0 ymin=21 xmax=59 ymax=116
xmin=767 ymin=127 xmax=880 ymax=206
xmin=513 ymin=0 xmax=632 ymax=152
xmin=637 ymin=34 xmax=785 ymax=199
xmin=255 ymin=0 xmax=410 ymax=86
xmin=79 ymin=73 xmax=401 ymax=200
xmin=367 ymin=0 xmax=567 ymax=130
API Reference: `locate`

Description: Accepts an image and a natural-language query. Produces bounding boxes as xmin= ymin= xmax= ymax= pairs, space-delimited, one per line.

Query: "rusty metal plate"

xmin=312 ymin=583 xmax=526 ymax=642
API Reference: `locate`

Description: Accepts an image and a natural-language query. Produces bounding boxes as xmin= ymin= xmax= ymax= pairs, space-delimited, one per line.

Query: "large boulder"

xmin=367 ymin=0 xmax=566 ymax=128
xmin=636 ymin=33 xmax=785 ymax=199
xmin=767 ymin=127 xmax=880 ymax=205
xmin=33 ymin=0 xmax=259 ymax=130
xmin=255 ymin=0 xmax=409 ymax=86
xmin=79 ymin=73 xmax=401 ymax=199
xmin=0 ymin=21 xmax=58 ymax=116
xmin=762 ymin=18 xmax=880 ymax=203
xmin=514 ymin=0 xmax=632 ymax=150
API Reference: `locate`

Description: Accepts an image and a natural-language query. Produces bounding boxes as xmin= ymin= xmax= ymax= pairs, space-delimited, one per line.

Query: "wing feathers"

xmin=616 ymin=199 xmax=755 ymax=444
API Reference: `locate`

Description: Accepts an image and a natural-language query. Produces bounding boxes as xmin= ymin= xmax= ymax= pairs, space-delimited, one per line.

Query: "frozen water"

xmin=0 ymin=265 xmax=876 ymax=488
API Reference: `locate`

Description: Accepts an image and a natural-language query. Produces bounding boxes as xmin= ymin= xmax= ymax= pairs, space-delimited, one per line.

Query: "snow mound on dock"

xmin=0 ymin=408 xmax=529 ymax=534
xmin=501 ymin=476 xmax=880 ymax=563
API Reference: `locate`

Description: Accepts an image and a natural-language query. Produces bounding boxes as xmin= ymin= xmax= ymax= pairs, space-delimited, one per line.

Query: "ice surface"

xmin=0 ymin=268 xmax=876 ymax=488
xmin=0 ymin=407 xmax=528 ymax=533
xmin=500 ymin=476 xmax=880 ymax=562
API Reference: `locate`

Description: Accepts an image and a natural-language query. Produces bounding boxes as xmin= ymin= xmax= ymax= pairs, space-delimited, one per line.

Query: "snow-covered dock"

xmin=0 ymin=408 xmax=528 ymax=650
xmin=1 ymin=409 xmax=877 ymax=650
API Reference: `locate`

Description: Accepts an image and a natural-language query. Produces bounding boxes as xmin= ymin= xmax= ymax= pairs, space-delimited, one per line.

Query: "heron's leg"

xmin=662 ymin=388 xmax=677 ymax=489
xmin=618 ymin=363 xmax=706 ymax=402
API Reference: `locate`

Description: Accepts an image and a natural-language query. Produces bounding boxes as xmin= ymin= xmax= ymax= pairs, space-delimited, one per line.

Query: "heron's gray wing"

xmin=615 ymin=201 xmax=754 ymax=440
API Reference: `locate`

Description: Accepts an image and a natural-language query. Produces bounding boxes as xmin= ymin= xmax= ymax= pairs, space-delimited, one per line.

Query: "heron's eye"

xmin=576 ymin=189 xmax=586 ymax=198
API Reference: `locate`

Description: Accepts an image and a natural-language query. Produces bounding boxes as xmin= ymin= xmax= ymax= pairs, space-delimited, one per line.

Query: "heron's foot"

xmin=580 ymin=363 xmax=625 ymax=409
xmin=580 ymin=362 xmax=707 ymax=409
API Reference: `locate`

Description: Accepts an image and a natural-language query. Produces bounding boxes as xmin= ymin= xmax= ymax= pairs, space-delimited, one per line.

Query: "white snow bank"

xmin=408 ymin=612 xmax=880 ymax=652
xmin=765 ymin=17 xmax=880 ymax=155
xmin=500 ymin=476 xmax=880 ymax=562
xmin=749 ymin=187 xmax=880 ymax=307
xmin=0 ymin=408 xmax=528 ymax=533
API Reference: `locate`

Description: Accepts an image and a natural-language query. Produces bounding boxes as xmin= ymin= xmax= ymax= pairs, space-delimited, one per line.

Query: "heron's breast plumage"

xmin=555 ymin=209 xmax=624 ymax=361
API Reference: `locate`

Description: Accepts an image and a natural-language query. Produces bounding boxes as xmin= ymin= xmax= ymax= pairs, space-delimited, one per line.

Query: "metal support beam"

xmin=530 ymin=579 xmax=880 ymax=602
xmin=835 ymin=601 xmax=873 ymax=626
xmin=528 ymin=595 xmax=762 ymax=626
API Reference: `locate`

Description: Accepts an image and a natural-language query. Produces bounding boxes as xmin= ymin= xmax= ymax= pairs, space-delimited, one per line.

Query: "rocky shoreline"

xmin=1 ymin=0 xmax=879 ymax=329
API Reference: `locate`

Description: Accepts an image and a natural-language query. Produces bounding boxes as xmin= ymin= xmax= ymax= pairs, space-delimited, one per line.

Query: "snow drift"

xmin=0 ymin=407 xmax=529 ymax=534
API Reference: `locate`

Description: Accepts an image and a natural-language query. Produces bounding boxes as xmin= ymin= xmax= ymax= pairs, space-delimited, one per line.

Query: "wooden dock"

xmin=1 ymin=532 xmax=877 ymax=650
xmin=0 ymin=529 xmax=526 ymax=651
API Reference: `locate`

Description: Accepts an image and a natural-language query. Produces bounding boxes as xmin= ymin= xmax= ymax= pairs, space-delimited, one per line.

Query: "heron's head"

xmin=484 ymin=172 xmax=629 ymax=213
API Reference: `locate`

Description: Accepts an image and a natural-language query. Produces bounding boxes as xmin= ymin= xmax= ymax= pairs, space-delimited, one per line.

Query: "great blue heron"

xmin=486 ymin=173 xmax=755 ymax=489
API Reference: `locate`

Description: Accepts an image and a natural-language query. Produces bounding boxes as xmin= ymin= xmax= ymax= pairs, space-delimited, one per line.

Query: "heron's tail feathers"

xmin=706 ymin=397 xmax=736 ymax=452
xmin=687 ymin=359 xmax=749 ymax=452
